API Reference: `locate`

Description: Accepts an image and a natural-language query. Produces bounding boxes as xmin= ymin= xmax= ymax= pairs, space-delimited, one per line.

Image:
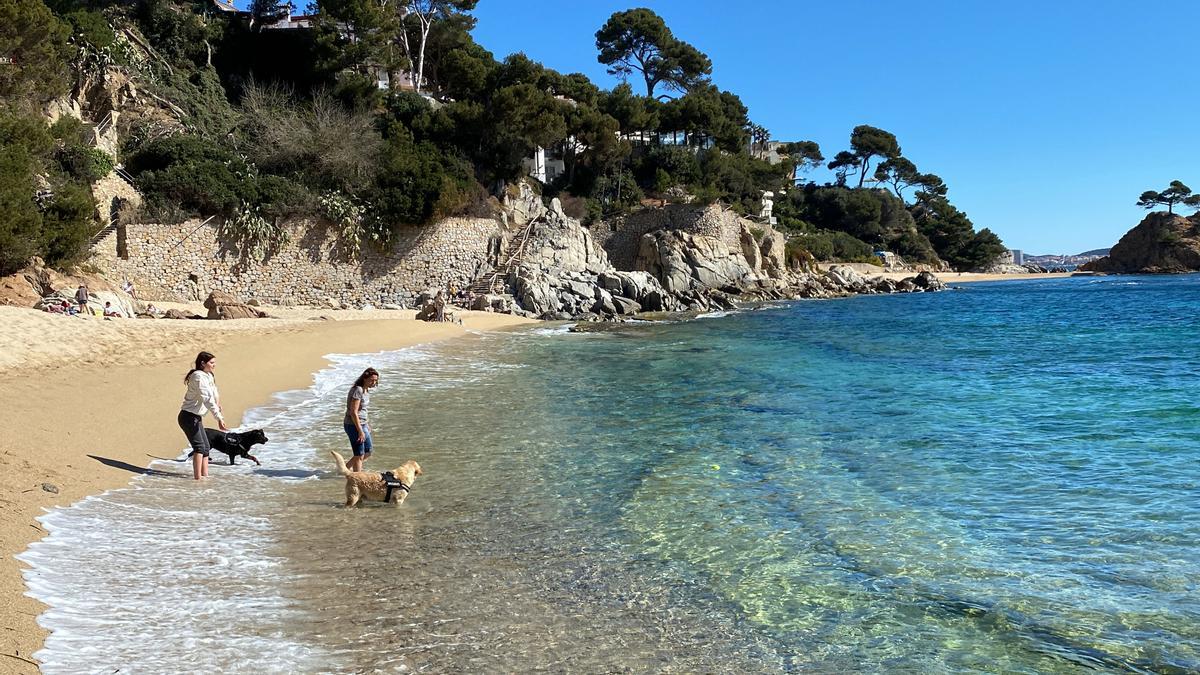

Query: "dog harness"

xmin=380 ymin=471 xmax=411 ymax=502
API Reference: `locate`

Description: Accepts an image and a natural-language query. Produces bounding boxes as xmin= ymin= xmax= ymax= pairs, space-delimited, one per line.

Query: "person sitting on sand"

xmin=344 ymin=367 xmax=379 ymax=472
xmin=179 ymin=351 xmax=227 ymax=480
xmin=103 ymin=301 xmax=122 ymax=318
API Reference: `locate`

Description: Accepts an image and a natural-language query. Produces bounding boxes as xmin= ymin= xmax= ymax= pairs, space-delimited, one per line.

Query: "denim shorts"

xmin=343 ymin=421 xmax=373 ymax=456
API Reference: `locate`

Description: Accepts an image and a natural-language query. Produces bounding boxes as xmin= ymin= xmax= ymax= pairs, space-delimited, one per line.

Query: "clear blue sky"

xmin=465 ymin=0 xmax=1199 ymax=255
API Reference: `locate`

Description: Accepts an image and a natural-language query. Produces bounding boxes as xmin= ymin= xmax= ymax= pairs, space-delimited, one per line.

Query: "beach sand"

xmin=0 ymin=304 xmax=535 ymax=673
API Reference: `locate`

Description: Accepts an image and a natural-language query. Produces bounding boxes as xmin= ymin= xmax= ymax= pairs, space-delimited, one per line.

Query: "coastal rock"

xmin=503 ymin=180 xmax=546 ymax=226
xmin=610 ymin=295 xmax=642 ymax=315
xmin=825 ymin=265 xmax=871 ymax=293
xmin=911 ymin=271 xmax=945 ymax=291
xmin=163 ymin=308 xmax=202 ymax=319
xmin=204 ymin=290 xmax=266 ymax=320
xmin=497 ymin=202 xmax=950 ymax=321
xmin=636 ymin=229 xmax=756 ymax=294
xmin=512 ymin=271 xmax=562 ymax=317
xmin=740 ymin=226 xmax=762 ymax=271
xmin=759 ymin=229 xmax=788 ymax=278
xmin=1081 ymin=212 xmax=1200 ymax=273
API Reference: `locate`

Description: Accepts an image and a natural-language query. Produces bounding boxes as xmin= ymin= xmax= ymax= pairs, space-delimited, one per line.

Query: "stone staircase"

xmin=88 ymin=198 xmax=124 ymax=248
xmin=113 ymin=163 xmax=136 ymax=187
xmin=468 ymin=220 xmax=537 ymax=296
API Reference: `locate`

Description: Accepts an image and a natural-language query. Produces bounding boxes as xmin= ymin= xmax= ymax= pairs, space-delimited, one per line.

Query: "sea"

xmin=19 ymin=274 xmax=1200 ymax=673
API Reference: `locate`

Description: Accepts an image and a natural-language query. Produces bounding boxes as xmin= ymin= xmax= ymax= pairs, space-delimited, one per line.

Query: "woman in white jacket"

xmin=179 ymin=351 xmax=227 ymax=480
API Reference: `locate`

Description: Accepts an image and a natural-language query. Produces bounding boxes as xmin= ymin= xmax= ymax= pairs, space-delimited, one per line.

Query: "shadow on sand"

xmin=87 ymin=455 xmax=187 ymax=478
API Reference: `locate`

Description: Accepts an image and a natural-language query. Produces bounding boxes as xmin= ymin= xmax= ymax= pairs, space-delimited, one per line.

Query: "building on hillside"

xmin=750 ymin=140 xmax=787 ymax=165
xmin=369 ymin=68 xmax=422 ymax=91
xmin=874 ymin=250 xmax=900 ymax=268
xmin=621 ymin=130 xmax=716 ymax=149
xmin=1010 ymin=249 xmax=1024 ymax=265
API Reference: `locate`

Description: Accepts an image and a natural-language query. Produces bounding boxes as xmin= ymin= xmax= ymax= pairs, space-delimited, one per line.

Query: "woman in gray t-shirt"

xmin=343 ymin=367 xmax=379 ymax=472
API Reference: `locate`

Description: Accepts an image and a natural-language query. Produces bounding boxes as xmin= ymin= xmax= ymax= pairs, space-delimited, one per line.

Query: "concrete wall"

xmin=89 ymin=216 xmax=503 ymax=307
xmin=592 ymin=203 xmax=751 ymax=270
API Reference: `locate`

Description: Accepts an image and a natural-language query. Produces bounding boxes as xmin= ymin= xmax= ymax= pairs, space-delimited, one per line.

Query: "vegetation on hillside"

xmin=0 ymin=0 xmax=1006 ymax=276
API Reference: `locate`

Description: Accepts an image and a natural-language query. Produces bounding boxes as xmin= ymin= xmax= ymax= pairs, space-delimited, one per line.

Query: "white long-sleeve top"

xmin=181 ymin=370 xmax=224 ymax=423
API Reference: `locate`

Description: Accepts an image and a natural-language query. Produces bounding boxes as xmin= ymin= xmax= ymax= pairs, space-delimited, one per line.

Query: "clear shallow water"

xmin=21 ymin=275 xmax=1200 ymax=673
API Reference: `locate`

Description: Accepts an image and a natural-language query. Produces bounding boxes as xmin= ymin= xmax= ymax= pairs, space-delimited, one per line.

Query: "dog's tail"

xmin=330 ymin=450 xmax=352 ymax=476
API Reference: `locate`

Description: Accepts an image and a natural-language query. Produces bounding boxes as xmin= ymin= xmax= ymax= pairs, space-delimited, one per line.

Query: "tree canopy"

xmin=828 ymin=125 xmax=901 ymax=188
xmin=1137 ymin=180 xmax=1200 ymax=214
xmin=595 ymin=8 xmax=711 ymax=99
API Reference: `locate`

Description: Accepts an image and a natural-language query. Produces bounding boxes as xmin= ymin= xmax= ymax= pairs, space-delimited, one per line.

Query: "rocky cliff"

xmin=504 ymin=199 xmax=946 ymax=321
xmin=1081 ymin=213 xmax=1200 ymax=273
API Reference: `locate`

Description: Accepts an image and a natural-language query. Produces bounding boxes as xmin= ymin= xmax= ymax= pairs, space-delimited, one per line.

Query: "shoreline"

xmin=0 ymin=306 xmax=535 ymax=672
xmin=875 ymin=271 xmax=1075 ymax=284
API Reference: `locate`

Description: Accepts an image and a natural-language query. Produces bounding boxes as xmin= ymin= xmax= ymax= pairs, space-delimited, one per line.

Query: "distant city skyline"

xmin=465 ymin=0 xmax=1198 ymax=254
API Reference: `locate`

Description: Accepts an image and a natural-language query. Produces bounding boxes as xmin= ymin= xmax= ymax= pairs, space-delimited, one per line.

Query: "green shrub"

xmin=366 ymin=127 xmax=479 ymax=238
xmin=255 ymin=175 xmax=311 ymax=219
xmin=59 ymin=145 xmax=114 ymax=181
xmin=0 ymin=110 xmax=96 ymax=274
xmin=63 ymin=9 xmax=115 ymax=50
xmin=49 ymin=116 xmax=85 ymax=143
xmin=39 ymin=182 xmax=95 ymax=267
xmin=792 ymin=230 xmax=874 ymax=262
xmin=216 ymin=203 xmax=290 ymax=260
xmin=784 ymin=240 xmax=816 ymax=271
xmin=127 ymin=134 xmax=255 ymax=218
xmin=136 ymin=0 xmax=209 ymax=66
xmin=0 ymin=144 xmax=44 ymax=274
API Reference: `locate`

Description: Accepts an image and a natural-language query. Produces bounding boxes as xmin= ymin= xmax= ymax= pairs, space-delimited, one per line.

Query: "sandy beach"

xmin=0 ymin=305 xmax=534 ymax=673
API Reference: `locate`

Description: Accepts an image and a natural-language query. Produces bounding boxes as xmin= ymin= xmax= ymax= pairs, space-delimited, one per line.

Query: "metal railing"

xmin=113 ymin=164 xmax=136 ymax=186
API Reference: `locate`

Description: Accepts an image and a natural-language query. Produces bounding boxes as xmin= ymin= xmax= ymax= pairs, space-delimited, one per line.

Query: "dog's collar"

xmin=380 ymin=471 xmax=411 ymax=502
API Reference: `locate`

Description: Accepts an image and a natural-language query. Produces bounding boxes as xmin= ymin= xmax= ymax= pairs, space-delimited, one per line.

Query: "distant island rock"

xmin=1081 ymin=213 xmax=1200 ymax=273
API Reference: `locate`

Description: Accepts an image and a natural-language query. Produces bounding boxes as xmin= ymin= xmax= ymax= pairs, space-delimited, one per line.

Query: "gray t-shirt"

xmin=346 ymin=385 xmax=369 ymax=426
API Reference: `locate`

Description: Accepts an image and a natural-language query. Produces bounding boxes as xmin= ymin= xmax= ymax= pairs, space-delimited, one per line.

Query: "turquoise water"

xmin=23 ymin=275 xmax=1200 ymax=672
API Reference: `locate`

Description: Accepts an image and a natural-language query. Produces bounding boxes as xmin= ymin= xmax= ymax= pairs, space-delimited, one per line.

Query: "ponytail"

xmin=185 ymin=351 xmax=216 ymax=384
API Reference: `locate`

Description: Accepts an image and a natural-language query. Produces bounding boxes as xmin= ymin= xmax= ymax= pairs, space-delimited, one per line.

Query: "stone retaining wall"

xmin=89 ymin=216 xmax=503 ymax=307
xmin=592 ymin=203 xmax=752 ymax=270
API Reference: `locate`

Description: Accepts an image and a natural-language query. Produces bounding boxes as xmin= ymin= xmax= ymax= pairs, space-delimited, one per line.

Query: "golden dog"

xmin=330 ymin=450 xmax=422 ymax=507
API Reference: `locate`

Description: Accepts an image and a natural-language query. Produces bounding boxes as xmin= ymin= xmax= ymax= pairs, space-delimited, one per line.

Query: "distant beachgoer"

xmin=75 ymin=284 xmax=89 ymax=315
xmin=434 ymin=290 xmax=447 ymax=322
xmin=122 ymin=279 xmax=136 ymax=298
xmin=103 ymin=301 xmax=122 ymax=318
xmin=179 ymin=351 xmax=227 ymax=480
xmin=344 ymin=367 xmax=379 ymax=472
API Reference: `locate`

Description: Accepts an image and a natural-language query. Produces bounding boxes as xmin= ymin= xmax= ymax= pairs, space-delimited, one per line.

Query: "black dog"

xmin=203 ymin=428 xmax=269 ymax=465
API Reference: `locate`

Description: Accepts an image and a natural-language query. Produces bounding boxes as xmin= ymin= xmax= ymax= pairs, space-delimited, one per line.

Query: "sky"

xmin=463 ymin=0 xmax=1200 ymax=255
